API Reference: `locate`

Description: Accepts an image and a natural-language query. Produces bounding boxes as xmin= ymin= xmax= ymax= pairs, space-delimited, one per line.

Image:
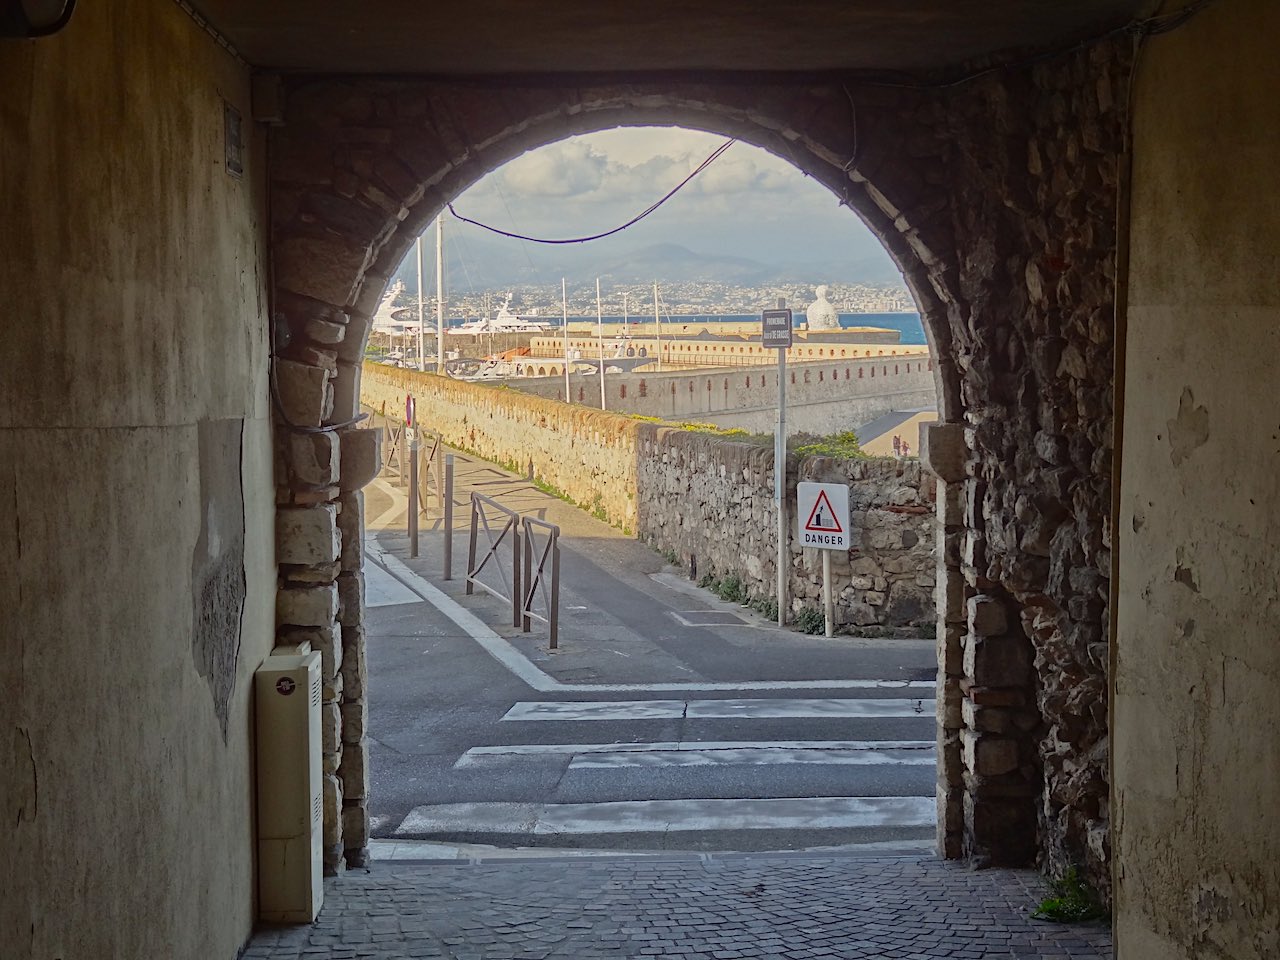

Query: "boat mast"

xmin=562 ymin=277 xmax=571 ymax=404
xmin=435 ymin=215 xmax=445 ymax=374
xmin=416 ymin=235 xmax=426 ymax=371
xmin=596 ymin=277 xmax=606 ymax=411
xmin=653 ymin=281 xmax=662 ymax=371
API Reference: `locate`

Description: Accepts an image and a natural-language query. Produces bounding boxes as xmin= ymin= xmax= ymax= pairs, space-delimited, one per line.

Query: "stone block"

xmin=937 ymin=565 xmax=966 ymax=624
xmin=962 ymin=697 xmax=1012 ymax=733
xmin=936 ymin=621 xmax=963 ymax=675
xmin=919 ymin=422 xmax=966 ymax=483
xmin=961 ymin=730 xmax=1020 ymax=776
xmin=937 ymin=479 xmax=963 ymax=527
xmin=331 ymin=362 xmax=361 ymax=423
xmin=275 ymin=235 xmax=369 ymax=306
xmin=306 ymin=317 xmax=347 ymax=345
xmin=323 ymin=671 xmax=343 ymax=704
xmin=336 ymin=497 xmax=363 ymax=575
xmin=937 ymin=677 xmax=963 ymax=729
xmin=337 ymin=571 xmax=365 ymax=628
xmin=962 ymin=792 xmax=1037 ymax=866
xmin=341 ymin=699 xmax=367 ymax=744
xmin=340 ymin=628 xmax=367 ymax=699
xmin=963 ymin=478 xmax=985 ymax=529
xmin=937 ymin=783 xmax=963 ymax=834
xmin=322 ymin=773 xmax=343 ymax=848
xmin=966 ymin=594 xmax=1008 ymax=637
xmin=335 ymin=312 xmax=373 ymax=364
xmin=342 ymin=802 xmax=370 ymax=848
xmin=963 ymin=634 xmax=1033 ymax=687
xmin=340 ymin=428 xmax=382 ymax=491
xmin=278 ymin=624 xmax=341 ymax=679
xmin=277 ymin=504 xmax=341 ymax=565
xmin=322 ymin=701 xmax=341 ymax=754
xmin=288 ymin=432 xmax=340 ymax=487
xmin=340 ymin=742 xmax=370 ymax=800
xmin=275 ymin=358 xmax=331 ymax=428
xmin=276 ymin=584 xmax=338 ymax=627
xmin=938 ymin=729 xmax=964 ymax=788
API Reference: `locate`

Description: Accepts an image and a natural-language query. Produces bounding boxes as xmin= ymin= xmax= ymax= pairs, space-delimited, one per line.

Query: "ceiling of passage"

xmin=195 ymin=0 xmax=1153 ymax=75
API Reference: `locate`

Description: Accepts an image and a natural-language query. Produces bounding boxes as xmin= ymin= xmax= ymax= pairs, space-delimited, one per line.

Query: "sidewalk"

xmin=247 ymin=853 xmax=1112 ymax=959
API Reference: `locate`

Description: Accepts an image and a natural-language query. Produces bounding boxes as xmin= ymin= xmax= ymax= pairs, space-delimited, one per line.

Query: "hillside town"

xmin=394 ymin=279 xmax=916 ymax=320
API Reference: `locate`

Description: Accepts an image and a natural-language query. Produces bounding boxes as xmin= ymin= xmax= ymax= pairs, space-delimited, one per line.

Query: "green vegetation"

xmin=1032 ymin=868 xmax=1109 ymax=924
xmin=790 ymin=430 xmax=867 ymax=461
xmin=747 ymin=595 xmax=779 ymax=622
xmin=696 ymin=571 xmax=779 ymax=623
xmin=794 ymin=607 xmax=827 ymax=635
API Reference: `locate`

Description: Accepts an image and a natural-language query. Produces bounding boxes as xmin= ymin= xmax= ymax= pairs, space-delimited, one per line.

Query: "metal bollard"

xmin=443 ymin=454 xmax=454 ymax=580
xmin=408 ymin=433 xmax=419 ymax=557
xmin=435 ymin=431 xmax=445 ymax=514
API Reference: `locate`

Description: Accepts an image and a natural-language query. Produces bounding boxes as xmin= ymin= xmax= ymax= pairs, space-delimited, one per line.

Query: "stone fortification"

xmin=361 ymin=363 xmax=644 ymax=531
xmin=362 ymin=362 xmax=934 ymax=629
xmin=507 ymin=356 xmax=936 ymax=436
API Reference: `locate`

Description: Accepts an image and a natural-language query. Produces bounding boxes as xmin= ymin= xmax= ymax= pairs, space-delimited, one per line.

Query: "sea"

xmin=449 ymin=312 xmax=928 ymax=345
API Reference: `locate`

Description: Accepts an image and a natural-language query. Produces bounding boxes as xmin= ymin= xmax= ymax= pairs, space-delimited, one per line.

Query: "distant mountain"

xmin=392 ymin=225 xmax=903 ymax=291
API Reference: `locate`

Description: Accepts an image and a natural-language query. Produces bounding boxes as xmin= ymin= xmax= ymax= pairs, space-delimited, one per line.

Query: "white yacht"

xmin=451 ymin=294 xmax=549 ymax=334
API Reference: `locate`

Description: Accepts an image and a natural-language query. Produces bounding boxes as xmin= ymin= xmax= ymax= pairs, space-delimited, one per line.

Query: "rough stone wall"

xmin=636 ymin=430 xmax=935 ymax=629
xmin=930 ymin=40 xmax=1128 ymax=890
xmin=274 ymin=59 xmax=1123 ymax=885
xmin=273 ymin=307 xmax=383 ymax=875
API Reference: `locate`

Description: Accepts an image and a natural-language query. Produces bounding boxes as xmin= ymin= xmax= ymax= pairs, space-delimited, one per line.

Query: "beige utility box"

xmin=255 ymin=649 xmax=322 ymax=923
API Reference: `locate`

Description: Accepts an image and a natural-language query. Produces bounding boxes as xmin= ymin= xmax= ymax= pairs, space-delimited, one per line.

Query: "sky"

xmin=441 ymin=127 xmax=901 ymax=278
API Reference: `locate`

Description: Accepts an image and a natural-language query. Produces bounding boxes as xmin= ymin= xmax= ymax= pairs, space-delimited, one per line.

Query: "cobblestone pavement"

xmin=246 ymin=854 xmax=1112 ymax=959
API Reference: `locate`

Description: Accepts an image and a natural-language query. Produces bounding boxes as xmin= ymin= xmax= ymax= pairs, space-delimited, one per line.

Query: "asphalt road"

xmin=362 ymin=453 xmax=938 ymax=855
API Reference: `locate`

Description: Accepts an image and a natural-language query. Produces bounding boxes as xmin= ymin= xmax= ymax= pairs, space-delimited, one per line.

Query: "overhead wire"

xmin=447 ymin=138 xmax=736 ymax=245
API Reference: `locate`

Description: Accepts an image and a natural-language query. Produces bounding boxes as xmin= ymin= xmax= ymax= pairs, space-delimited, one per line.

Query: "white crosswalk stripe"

xmin=455 ymin=740 xmax=935 ymax=769
xmin=395 ymin=796 xmax=935 ymax=837
xmin=388 ymin=691 xmax=938 ymax=847
xmin=501 ymin=697 xmax=933 ymax=722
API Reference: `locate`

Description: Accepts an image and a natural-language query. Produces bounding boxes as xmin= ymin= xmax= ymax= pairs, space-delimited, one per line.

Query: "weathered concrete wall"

xmin=507 ymin=356 xmax=937 ymax=436
xmin=1115 ymin=1 xmax=1280 ymax=956
xmin=637 ymin=432 xmax=935 ymax=629
xmin=0 ymin=1 xmax=271 ymax=957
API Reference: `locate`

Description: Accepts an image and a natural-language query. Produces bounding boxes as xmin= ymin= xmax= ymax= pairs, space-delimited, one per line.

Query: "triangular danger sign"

xmin=804 ymin=490 xmax=844 ymax=533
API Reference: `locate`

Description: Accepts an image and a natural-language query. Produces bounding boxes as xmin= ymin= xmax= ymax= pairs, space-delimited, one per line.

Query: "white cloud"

xmin=500 ymin=141 xmax=608 ymax=197
xmin=447 ymin=126 xmax=897 ymax=268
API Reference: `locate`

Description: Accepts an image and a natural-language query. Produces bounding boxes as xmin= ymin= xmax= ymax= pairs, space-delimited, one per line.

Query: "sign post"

xmin=797 ymin=481 xmax=850 ymax=638
xmin=762 ymin=302 xmax=792 ymax=626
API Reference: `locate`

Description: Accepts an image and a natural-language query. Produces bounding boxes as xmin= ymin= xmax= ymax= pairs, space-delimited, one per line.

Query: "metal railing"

xmin=520 ymin=517 xmax=561 ymax=649
xmin=465 ymin=493 xmax=523 ymax=629
xmin=383 ymin=421 xmax=405 ymax=479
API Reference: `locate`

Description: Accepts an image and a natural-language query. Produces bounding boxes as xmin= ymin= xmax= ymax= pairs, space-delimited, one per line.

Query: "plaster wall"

xmin=1115 ymin=1 xmax=1280 ymax=956
xmin=0 ymin=1 xmax=272 ymax=957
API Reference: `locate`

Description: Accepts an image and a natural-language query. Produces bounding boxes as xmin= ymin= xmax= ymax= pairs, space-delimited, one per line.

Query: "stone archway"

xmin=268 ymin=46 xmax=1126 ymax=897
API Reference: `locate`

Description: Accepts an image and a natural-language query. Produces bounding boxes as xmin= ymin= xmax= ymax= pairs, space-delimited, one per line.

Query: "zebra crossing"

xmin=390 ymin=690 xmax=939 ymax=852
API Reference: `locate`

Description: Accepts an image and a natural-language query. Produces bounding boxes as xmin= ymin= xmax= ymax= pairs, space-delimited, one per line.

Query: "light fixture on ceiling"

xmin=1 ymin=0 xmax=76 ymax=38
